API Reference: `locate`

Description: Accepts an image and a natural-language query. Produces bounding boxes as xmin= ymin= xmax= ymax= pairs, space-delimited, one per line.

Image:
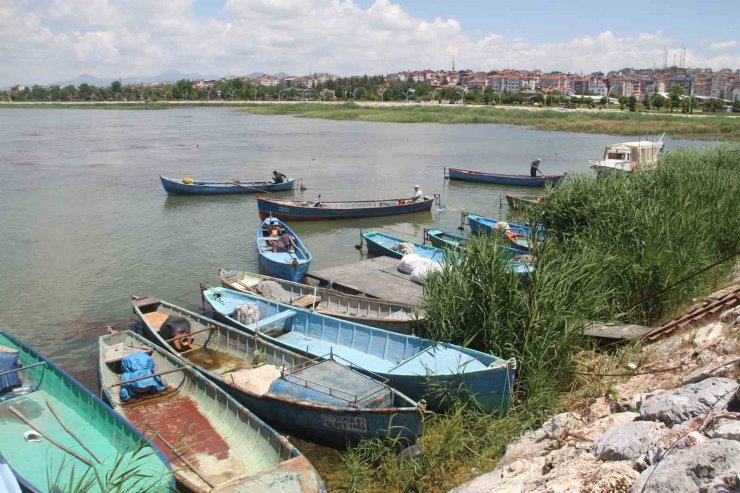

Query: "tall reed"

xmin=343 ymin=145 xmax=739 ymax=492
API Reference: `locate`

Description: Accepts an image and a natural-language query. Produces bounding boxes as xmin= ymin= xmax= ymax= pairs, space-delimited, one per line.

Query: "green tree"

xmin=628 ymin=95 xmax=637 ymax=112
xmin=79 ymin=83 xmax=92 ymax=101
xmin=618 ymin=96 xmax=628 ymax=110
xmin=110 ymin=80 xmax=122 ymax=100
xmin=651 ymin=93 xmax=666 ymax=111
xmin=642 ymin=93 xmax=651 ymax=110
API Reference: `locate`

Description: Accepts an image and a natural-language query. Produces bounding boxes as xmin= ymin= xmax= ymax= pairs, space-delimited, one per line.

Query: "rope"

xmin=625 ymin=249 xmax=740 ymax=311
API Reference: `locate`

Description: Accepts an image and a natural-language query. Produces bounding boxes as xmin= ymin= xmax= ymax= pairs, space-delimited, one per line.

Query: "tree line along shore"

xmin=1 ymin=101 xmax=737 ymax=141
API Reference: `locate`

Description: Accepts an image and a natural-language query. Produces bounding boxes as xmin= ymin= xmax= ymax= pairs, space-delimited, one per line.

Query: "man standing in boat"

xmin=530 ymin=158 xmax=542 ymax=177
xmin=272 ymin=170 xmax=288 ymax=184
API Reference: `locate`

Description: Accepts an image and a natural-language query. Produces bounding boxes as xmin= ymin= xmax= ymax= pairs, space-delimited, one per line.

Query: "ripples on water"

xmin=0 ymin=107 xmax=703 ymax=371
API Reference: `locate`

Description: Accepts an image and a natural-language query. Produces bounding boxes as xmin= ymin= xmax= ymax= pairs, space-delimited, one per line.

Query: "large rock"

xmin=708 ymin=417 xmax=740 ymax=441
xmin=630 ymin=438 xmax=740 ymax=493
xmin=639 ymin=377 xmax=739 ymax=425
xmin=541 ymin=412 xmax=583 ymax=439
xmin=693 ymin=322 xmax=725 ymax=348
xmin=592 ymin=421 xmax=667 ymax=462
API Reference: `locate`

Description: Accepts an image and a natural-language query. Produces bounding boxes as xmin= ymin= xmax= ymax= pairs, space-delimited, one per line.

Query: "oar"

xmin=226 ymin=178 xmax=273 ymax=193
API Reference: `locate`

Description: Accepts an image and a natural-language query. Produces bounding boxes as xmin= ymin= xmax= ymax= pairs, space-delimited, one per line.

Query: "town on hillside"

xmin=4 ymin=66 xmax=739 ymax=111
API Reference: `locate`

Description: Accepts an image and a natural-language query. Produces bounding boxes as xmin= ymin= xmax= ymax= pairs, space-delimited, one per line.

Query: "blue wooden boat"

xmin=160 ymin=175 xmax=296 ymax=195
xmin=132 ymin=297 xmax=422 ymax=447
xmin=424 ymin=229 xmax=535 ymax=277
xmin=362 ymin=231 xmax=447 ymax=264
xmin=466 ymin=213 xmax=535 ymax=237
xmin=505 ymin=193 xmax=544 ymax=209
xmin=257 ymin=217 xmax=312 ymax=282
xmin=0 ymin=328 xmax=172 ymax=492
xmin=201 ymin=287 xmax=517 ymax=413
xmin=425 ymin=228 xmax=468 ymax=252
xmin=100 ymin=328 xmax=325 ymax=491
xmin=257 ymin=195 xmax=437 ymax=221
xmin=448 ymin=167 xmax=565 ymax=187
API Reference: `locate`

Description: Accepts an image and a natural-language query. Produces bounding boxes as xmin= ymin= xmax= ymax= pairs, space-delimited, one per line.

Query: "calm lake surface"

xmin=0 ymin=107 xmax=710 ymax=369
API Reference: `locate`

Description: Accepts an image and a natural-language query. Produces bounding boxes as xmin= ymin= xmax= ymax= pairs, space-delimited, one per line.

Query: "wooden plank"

xmin=104 ymin=343 xmax=153 ymax=364
xmin=305 ymin=256 xmax=423 ymax=305
xmin=291 ymin=294 xmax=321 ymax=308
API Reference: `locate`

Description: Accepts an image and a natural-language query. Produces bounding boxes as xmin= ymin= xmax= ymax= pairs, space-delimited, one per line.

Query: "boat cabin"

xmin=590 ymin=140 xmax=664 ymax=173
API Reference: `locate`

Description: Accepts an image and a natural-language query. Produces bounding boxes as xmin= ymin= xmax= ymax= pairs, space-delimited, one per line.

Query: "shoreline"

xmin=1 ymin=101 xmax=736 ymax=141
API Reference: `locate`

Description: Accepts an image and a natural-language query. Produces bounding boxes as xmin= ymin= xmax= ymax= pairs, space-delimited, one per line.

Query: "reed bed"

xmin=343 ymin=145 xmax=740 ymax=492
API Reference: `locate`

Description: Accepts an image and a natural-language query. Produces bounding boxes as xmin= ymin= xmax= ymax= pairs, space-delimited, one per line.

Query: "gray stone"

xmin=592 ymin=421 xmax=667 ymax=462
xmin=693 ymin=322 xmax=725 ymax=348
xmin=709 ymin=418 xmax=740 ymax=441
xmin=640 ymin=377 xmax=739 ymax=425
xmin=541 ymin=412 xmax=583 ymax=440
xmin=630 ymin=439 xmax=740 ymax=493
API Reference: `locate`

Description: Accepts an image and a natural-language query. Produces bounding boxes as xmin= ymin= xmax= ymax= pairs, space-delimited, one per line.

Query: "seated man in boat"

xmin=272 ymin=170 xmax=288 ymax=184
xmin=411 ymin=185 xmax=423 ymax=202
xmin=530 ymin=158 xmax=542 ymax=177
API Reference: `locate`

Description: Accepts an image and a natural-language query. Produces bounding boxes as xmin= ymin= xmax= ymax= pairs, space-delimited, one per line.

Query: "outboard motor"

xmin=159 ymin=316 xmax=192 ymax=351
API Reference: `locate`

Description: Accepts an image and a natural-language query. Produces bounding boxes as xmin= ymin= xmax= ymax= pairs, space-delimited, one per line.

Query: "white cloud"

xmin=1 ymin=0 xmax=738 ymax=86
xmin=708 ymin=40 xmax=737 ymax=50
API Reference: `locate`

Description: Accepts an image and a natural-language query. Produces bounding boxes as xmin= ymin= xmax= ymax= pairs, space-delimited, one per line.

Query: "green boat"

xmin=99 ymin=330 xmax=326 ymax=493
xmin=0 ymin=328 xmax=172 ymax=492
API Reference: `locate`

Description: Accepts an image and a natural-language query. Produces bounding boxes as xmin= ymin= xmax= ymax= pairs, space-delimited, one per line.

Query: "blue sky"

xmin=1 ymin=0 xmax=738 ymax=86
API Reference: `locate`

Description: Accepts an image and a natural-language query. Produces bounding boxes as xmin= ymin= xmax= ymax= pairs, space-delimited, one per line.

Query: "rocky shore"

xmin=452 ymin=286 xmax=740 ymax=493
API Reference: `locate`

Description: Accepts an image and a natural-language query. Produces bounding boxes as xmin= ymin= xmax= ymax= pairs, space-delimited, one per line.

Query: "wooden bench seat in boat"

xmin=141 ymin=312 xmax=170 ymax=330
xmin=245 ymin=310 xmax=297 ymax=332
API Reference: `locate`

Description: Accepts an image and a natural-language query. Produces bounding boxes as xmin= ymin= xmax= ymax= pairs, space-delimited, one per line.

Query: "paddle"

xmin=354 ymin=229 xmax=364 ymax=250
xmin=226 ymin=178 xmax=273 ymax=193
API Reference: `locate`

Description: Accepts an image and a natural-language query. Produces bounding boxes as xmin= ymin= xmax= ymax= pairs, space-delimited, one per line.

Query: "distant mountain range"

xmin=52 ymin=69 xmax=293 ymax=87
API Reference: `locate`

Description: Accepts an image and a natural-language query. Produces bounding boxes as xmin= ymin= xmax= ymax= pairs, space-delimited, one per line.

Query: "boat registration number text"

xmin=321 ymin=415 xmax=368 ymax=432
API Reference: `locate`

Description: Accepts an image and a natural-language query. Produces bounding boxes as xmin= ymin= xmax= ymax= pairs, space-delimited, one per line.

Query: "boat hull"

xmin=0 ymin=329 xmax=172 ymax=492
xmin=99 ymin=330 xmax=325 ymax=492
xmin=160 ymin=176 xmax=296 ymax=195
xmin=505 ymin=194 xmax=543 ymax=208
xmin=426 ymin=229 xmax=467 ymax=252
xmin=133 ymin=299 xmax=422 ymax=448
xmin=219 ymin=270 xmax=420 ymax=335
xmin=448 ymin=168 xmax=564 ymax=187
xmin=257 ymin=196 xmax=435 ymax=220
xmin=362 ymin=231 xmax=446 ymax=263
xmin=257 ymin=217 xmax=312 ymax=282
xmin=203 ymin=287 xmax=517 ymax=414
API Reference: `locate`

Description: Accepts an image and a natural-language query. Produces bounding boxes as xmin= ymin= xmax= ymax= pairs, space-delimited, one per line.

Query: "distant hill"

xmin=52 ymin=69 xmax=294 ymax=87
xmin=53 ymin=69 xmax=222 ymax=87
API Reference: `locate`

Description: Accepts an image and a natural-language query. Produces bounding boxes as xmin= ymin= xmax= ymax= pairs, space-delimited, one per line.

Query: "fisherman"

xmin=411 ymin=184 xmax=424 ymax=202
xmin=530 ymin=158 xmax=542 ymax=177
xmin=272 ymin=170 xmax=288 ymax=184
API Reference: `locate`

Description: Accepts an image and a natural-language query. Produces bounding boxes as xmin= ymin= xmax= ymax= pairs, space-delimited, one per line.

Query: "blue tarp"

xmin=0 ymin=353 xmax=21 ymax=395
xmin=119 ymin=353 xmax=166 ymax=401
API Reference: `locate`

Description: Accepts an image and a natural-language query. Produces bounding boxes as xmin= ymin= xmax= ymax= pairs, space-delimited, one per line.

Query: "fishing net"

xmin=257 ymin=280 xmax=298 ymax=304
xmin=233 ymin=303 xmax=260 ymax=325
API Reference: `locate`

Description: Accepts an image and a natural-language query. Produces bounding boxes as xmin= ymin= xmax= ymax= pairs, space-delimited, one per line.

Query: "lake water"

xmin=0 ymin=107 xmax=710 ymax=371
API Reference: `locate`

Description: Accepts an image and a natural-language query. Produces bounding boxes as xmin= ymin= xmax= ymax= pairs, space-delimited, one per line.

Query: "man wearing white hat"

xmin=411 ymin=184 xmax=424 ymax=202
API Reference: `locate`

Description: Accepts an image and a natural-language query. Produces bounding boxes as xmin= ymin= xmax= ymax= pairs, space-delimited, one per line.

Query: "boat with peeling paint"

xmin=0 ymin=328 xmax=172 ymax=493
xmin=131 ymin=297 xmax=423 ymax=447
xmin=219 ymin=269 xmax=422 ymax=334
xmin=99 ymin=329 xmax=326 ymax=492
xmin=201 ymin=286 xmax=518 ymax=414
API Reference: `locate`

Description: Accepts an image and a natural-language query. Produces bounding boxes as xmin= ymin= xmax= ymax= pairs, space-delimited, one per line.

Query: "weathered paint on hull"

xmin=448 ymin=168 xmax=564 ymax=187
xmin=257 ymin=198 xmax=435 ymax=221
xmin=160 ymin=176 xmax=296 ymax=195
xmin=0 ymin=329 xmax=173 ymax=493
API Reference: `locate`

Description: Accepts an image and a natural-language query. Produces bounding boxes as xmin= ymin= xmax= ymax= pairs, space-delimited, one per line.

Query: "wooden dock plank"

xmin=305 ymin=256 xmax=424 ymax=306
xmin=583 ymin=322 xmax=653 ymax=340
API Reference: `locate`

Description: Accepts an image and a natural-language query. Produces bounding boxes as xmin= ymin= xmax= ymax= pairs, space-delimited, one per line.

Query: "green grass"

xmin=2 ymin=101 xmax=736 ymax=140
xmin=240 ymin=103 xmax=739 ymax=141
xmin=342 ymin=145 xmax=740 ymax=492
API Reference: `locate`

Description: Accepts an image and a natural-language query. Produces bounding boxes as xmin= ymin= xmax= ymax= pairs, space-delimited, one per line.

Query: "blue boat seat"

xmin=246 ymin=310 xmax=297 ymax=333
